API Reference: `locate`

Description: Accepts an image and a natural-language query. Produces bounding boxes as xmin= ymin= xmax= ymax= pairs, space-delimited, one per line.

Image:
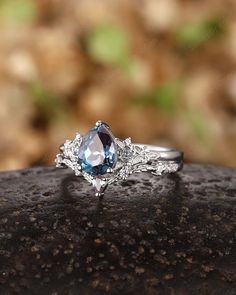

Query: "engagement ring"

xmin=55 ymin=121 xmax=184 ymax=196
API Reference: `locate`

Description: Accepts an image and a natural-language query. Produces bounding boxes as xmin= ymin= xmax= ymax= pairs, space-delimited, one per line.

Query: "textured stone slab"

xmin=0 ymin=165 xmax=235 ymax=295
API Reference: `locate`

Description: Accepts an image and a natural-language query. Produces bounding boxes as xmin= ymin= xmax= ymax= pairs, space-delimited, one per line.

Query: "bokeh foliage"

xmin=0 ymin=0 xmax=235 ymax=170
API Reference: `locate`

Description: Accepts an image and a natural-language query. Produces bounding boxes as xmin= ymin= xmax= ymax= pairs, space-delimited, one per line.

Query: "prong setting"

xmin=106 ymin=168 xmax=113 ymax=173
xmin=95 ymin=120 xmax=110 ymax=129
xmin=95 ymin=192 xmax=104 ymax=198
xmin=95 ymin=120 xmax=103 ymax=127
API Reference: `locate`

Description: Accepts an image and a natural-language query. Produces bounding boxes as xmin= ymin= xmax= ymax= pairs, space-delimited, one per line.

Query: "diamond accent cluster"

xmin=55 ymin=121 xmax=181 ymax=196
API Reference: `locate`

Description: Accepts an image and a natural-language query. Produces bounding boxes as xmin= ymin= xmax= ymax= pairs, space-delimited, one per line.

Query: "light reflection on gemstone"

xmin=78 ymin=124 xmax=118 ymax=176
xmin=84 ymin=134 xmax=105 ymax=166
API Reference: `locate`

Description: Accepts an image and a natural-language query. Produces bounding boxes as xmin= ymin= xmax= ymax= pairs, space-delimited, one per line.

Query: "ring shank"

xmin=134 ymin=144 xmax=184 ymax=162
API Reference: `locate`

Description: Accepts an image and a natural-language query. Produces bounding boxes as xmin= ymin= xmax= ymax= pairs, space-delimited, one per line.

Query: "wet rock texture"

xmin=0 ymin=165 xmax=235 ymax=295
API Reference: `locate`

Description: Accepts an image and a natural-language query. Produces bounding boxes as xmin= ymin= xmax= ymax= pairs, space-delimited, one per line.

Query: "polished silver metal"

xmin=135 ymin=144 xmax=183 ymax=164
xmin=55 ymin=121 xmax=184 ymax=196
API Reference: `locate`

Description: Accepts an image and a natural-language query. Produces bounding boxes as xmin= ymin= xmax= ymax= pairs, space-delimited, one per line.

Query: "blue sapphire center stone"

xmin=78 ymin=123 xmax=118 ymax=176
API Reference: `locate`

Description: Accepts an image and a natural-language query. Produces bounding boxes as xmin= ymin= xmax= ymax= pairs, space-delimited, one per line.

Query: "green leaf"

xmin=132 ymin=81 xmax=181 ymax=113
xmin=87 ymin=24 xmax=130 ymax=66
xmin=187 ymin=110 xmax=209 ymax=143
xmin=176 ymin=17 xmax=224 ymax=48
xmin=152 ymin=83 xmax=180 ymax=112
xmin=30 ymin=82 xmax=68 ymax=122
xmin=0 ymin=0 xmax=36 ymax=24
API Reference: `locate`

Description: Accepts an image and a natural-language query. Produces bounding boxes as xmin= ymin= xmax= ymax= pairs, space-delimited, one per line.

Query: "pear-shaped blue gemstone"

xmin=78 ymin=124 xmax=118 ymax=176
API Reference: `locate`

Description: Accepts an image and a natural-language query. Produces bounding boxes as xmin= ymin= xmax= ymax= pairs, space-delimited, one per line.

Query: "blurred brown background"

xmin=0 ymin=0 xmax=236 ymax=171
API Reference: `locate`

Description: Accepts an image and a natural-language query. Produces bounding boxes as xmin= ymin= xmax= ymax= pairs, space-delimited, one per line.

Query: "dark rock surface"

xmin=0 ymin=165 xmax=235 ymax=295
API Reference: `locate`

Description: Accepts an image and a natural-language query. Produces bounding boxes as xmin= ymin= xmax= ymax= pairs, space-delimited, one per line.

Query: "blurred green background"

xmin=0 ymin=0 xmax=236 ymax=170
